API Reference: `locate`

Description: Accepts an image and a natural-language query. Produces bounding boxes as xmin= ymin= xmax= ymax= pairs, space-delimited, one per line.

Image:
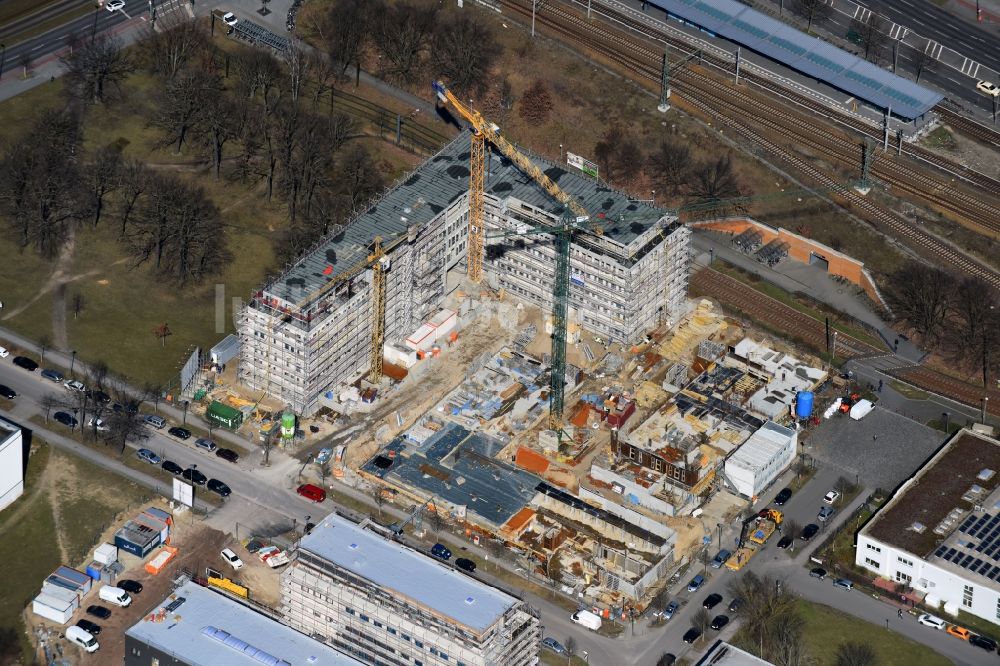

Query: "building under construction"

xmin=238 ymin=134 xmax=690 ymax=415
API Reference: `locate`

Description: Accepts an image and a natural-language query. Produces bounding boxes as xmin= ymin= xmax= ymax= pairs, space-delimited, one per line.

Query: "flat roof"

xmin=264 ymin=134 xmax=669 ymax=304
xmin=726 ymin=421 xmax=794 ymax=472
xmin=695 ymin=639 xmax=776 ymax=665
xmin=865 ymin=431 xmax=1000 ymax=557
xmin=298 ymin=512 xmax=520 ymax=633
xmin=0 ymin=416 xmax=20 ymax=438
xmin=125 ymin=580 xmax=362 ymax=666
xmin=652 ymin=0 xmax=942 ymax=119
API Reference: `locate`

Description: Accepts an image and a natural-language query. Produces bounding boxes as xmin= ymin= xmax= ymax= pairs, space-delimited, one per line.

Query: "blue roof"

xmin=298 ymin=512 xmax=520 ymax=634
xmin=653 ymin=0 xmax=942 ymax=119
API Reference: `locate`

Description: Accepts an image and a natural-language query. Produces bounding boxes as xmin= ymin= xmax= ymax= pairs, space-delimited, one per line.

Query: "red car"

xmin=297 ymin=484 xmax=326 ymax=503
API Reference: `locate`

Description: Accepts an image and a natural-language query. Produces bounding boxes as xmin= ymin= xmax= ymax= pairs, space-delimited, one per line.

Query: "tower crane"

xmin=433 ymin=80 xmax=597 ymax=431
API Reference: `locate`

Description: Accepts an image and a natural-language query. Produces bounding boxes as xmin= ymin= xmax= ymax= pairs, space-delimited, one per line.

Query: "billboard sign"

xmin=179 ymin=346 xmax=201 ymax=397
xmin=173 ymin=478 xmax=194 ymax=507
xmin=567 ymin=152 xmax=598 ymax=179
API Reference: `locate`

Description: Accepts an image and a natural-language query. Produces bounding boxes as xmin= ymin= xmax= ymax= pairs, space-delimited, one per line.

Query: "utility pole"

xmin=735 ymin=47 xmax=742 ymax=85
xmin=883 ymin=106 xmax=891 ymax=152
xmin=983 ymin=396 xmax=990 ymax=425
xmin=0 ymin=44 xmax=6 ymax=81
xmin=856 ymin=139 xmax=873 ymax=194
xmin=531 ymin=0 xmax=539 ymax=37
xmin=893 ymin=39 xmax=899 ymax=73
xmin=658 ymin=48 xmax=671 ymax=113
xmin=896 ymin=129 xmax=904 ymax=156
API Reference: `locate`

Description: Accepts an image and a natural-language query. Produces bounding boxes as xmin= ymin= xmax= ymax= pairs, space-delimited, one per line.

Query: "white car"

xmin=64 ymin=379 xmax=86 ymax=392
xmin=221 ymin=547 xmax=244 ymax=570
xmin=917 ymin=614 xmax=947 ymax=629
xmin=87 ymin=418 xmax=110 ymax=432
xmin=106 ymin=0 xmax=125 ymax=11
xmin=222 ymin=12 xmax=238 ymax=26
xmin=977 ymin=80 xmax=1000 ymax=98
xmin=824 ymin=490 xmax=840 ymax=504
xmin=0 ymin=346 xmax=8 ymax=358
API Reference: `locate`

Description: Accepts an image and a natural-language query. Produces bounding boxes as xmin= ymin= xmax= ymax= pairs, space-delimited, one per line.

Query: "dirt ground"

xmin=24 ymin=504 xmax=283 ymax=666
xmin=920 ymin=122 xmax=1000 ymax=180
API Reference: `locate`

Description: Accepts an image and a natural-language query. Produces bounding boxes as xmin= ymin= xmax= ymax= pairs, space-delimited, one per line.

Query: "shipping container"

xmin=206 ymin=401 xmax=243 ymax=429
xmin=93 ymin=543 xmax=117 ymax=566
xmin=32 ymin=595 xmax=74 ymax=624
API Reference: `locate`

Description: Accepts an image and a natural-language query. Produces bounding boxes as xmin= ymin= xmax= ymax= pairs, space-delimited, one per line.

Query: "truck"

xmin=258 ymin=546 xmax=290 ymax=568
xmin=749 ymin=509 xmax=783 ymax=546
xmin=726 ymin=509 xmax=783 ymax=571
xmin=571 ymin=609 xmax=602 ymax=631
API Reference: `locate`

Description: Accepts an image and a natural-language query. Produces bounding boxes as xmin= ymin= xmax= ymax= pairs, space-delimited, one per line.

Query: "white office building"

xmin=281 ymin=513 xmax=540 ymax=666
xmin=0 ymin=417 xmax=24 ymax=512
xmin=856 ymin=429 xmax=1000 ymax=625
xmin=724 ymin=421 xmax=797 ymax=499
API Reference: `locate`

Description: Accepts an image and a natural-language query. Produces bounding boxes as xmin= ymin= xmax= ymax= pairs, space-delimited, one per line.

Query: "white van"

xmin=99 ymin=585 xmax=132 ymax=607
xmin=66 ymin=625 xmax=99 ymax=653
xmin=570 ymin=609 xmax=602 ymax=631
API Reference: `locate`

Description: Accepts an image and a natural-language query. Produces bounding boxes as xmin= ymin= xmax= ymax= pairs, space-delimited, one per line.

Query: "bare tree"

xmin=649 ymin=138 xmax=693 ymax=197
xmin=656 ymin=654 xmax=677 ymax=666
xmin=153 ymin=70 xmax=222 ymax=153
xmin=285 ymin=38 xmax=312 ymax=104
xmin=689 ymin=154 xmax=747 ymax=209
xmin=375 ymin=1 xmax=437 ymax=84
xmin=912 ymin=49 xmax=936 ymax=83
xmin=38 ymin=335 xmax=52 ymax=364
xmin=86 ymin=143 xmax=122 ymax=226
xmin=371 ymin=484 xmax=387 ymax=517
xmin=71 ymin=292 xmax=86 ymax=320
xmin=39 ymin=393 xmax=65 ymax=423
xmin=325 ymin=0 xmax=382 ymax=85
xmin=428 ymin=507 xmax=445 ymax=537
xmin=143 ymin=382 xmax=165 ymax=411
xmin=152 ymin=323 xmax=173 ymax=347
xmin=88 ymin=359 xmax=109 ymax=391
xmin=233 ymin=47 xmax=283 ymax=102
xmin=792 ymin=0 xmax=832 ymax=32
xmin=199 ymin=93 xmax=240 ymax=180
xmin=518 ymin=79 xmax=554 ymax=125
xmin=885 ymin=262 xmax=955 ymax=344
xmin=19 ymin=52 xmax=33 ymax=79
xmin=835 ymin=641 xmax=878 ymax=666
xmin=563 ymin=636 xmax=577 ymax=658
xmin=61 ymin=35 xmax=134 ymax=103
xmin=431 ymin=10 xmax=503 ymax=96
xmin=945 ymin=276 xmax=1000 ymax=386
xmin=851 ymin=14 xmax=890 ymax=64
xmin=109 ymin=408 xmax=150 ymax=454
xmin=140 ymin=14 xmax=208 ymax=82
xmin=115 ymin=159 xmax=150 ymax=237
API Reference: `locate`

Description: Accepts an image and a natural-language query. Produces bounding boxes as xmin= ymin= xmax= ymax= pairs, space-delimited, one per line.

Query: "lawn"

xmin=796 ymin=599 xmax=950 ymax=665
xmin=889 ymin=380 xmax=931 ymax=401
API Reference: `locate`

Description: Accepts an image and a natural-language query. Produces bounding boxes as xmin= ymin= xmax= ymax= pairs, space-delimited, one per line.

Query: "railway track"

xmin=501 ymin=0 xmax=1000 ymax=288
xmin=689 ymin=268 xmax=881 ymax=358
xmin=936 ymin=104 xmax=1000 ymax=152
xmin=889 ymin=366 xmax=1000 ymax=417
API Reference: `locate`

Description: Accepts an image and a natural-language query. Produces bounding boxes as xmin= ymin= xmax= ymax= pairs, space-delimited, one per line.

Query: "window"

xmin=151 ymin=659 xmax=159 ymax=666
xmin=415 ymin=640 xmax=423 ymax=648
xmin=388 ymin=628 xmax=397 ymax=635
xmin=360 ymin=614 xmax=369 ymax=622
xmin=895 ymin=571 xmax=912 ymax=585
xmin=402 ymin=634 xmax=411 ymax=642
xmin=866 ymin=543 xmax=882 ymax=553
xmin=374 ymin=621 xmax=383 ymax=628
xmin=864 ymin=557 xmax=880 ymax=569
xmin=896 ymin=556 xmax=914 ymax=567
xmin=995 ymin=598 xmax=1000 ymax=620
xmin=441 ymin=653 xmax=449 ymax=661
xmin=346 ymin=607 xmax=355 ymax=615
xmin=964 ymin=584 xmax=974 ymax=608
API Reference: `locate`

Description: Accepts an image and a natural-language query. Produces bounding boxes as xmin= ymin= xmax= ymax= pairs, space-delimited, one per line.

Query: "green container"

xmin=193 ymin=388 xmax=208 ymax=401
xmin=206 ymin=401 xmax=243 ymax=429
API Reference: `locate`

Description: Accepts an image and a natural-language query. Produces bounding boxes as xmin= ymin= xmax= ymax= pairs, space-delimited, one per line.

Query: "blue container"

xmin=795 ymin=391 xmax=814 ymax=419
xmin=86 ymin=563 xmax=102 ymax=581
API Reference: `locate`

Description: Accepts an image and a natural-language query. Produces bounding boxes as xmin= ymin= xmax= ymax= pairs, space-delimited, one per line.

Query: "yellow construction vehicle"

xmin=726 ymin=509 xmax=784 ymax=571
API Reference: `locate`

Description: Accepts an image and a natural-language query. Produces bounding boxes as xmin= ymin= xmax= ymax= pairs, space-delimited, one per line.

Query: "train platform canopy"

xmin=654 ymin=0 xmax=942 ymax=119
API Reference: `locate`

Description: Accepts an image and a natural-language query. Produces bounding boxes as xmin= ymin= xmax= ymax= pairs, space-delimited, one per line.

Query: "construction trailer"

xmin=238 ymin=135 xmax=690 ymax=415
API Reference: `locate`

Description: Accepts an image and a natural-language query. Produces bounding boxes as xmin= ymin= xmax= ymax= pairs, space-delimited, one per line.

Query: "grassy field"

xmin=889 ymin=380 xmax=931 ymax=401
xmin=797 ymin=599 xmax=950 ymax=665
xmin=0 ymin=439 xmax=150 ymax=662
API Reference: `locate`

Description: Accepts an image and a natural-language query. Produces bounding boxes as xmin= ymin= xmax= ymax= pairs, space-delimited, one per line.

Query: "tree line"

xmin=885 ymin=263 xmax=1000 ymax=385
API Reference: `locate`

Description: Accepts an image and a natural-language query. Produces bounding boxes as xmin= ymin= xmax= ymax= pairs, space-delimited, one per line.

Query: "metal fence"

xmin=330 ymin=89 xmax=451 ymax=155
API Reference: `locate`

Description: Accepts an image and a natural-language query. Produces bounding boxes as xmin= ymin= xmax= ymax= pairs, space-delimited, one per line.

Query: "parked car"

xmin=86 ymin=417 xmax=109 ymax=432
xmin=168 ymin=426 xmax=191 ymax=440
xmin=207 ymin=479 xmax=231 ymax=497
xmin=221 ymin=548 xmax=244 ymax=570
xmin=710 ymin=549 xmax=732 ymax=568
xmin=710 ymin=614 xmax=730 ymax=630
xmin=87 ymin=389 xmax=111 ymax=404
xmin=144 ymin=415 xmax=166 ymax=429
xmin=85 ymin=605 xmax=111 ymax=619
xmin=66 ymin=626 xmax=99 ymax=653
xmin=195 ymin=438 xmax=218 ymax=452
xmin=774 ymin=487 xmax=792 ymax=506
xmin=0 ymin=346 xmax=8 ymax=358
xmin=0 ymin=384 xmax=16 ymax=399
xmin=683 ymin=627 xmax=702 ymax=644
xmin=41 ymin=368 xmax=64 ymax=382
xmin=801 ymin=523 xmax=819 ymax=540
xmin=977 ymin=80 xmax=1000 ymax=97
xmin=776 ymin=535 xmax=793 ymax=549
xmin=136 ymin=448 xmax=161 ymax=465
xmin=118 ymin=580 xmax=143 ymax=594
xmin=969 ymin=634 xmax=998 ymax=651
xmin=703 ymin=593 xmax=723 ymax=609
xmin=12 ymin=356 xmax=38 ymax=371
xmin=182 ymin=467 xmax=207 ymax=485
xmin=223 ymin=11 xmax=238 ymax=25
xmin=946 ymin=625 xmax=971 ymax=640
xmin=832 ymin=578 xmax=853 ymax=591
xmin=430 ymin=543 xmax=452 ymax=560
xmin=54 ymin=411 xmax=78 ymax=428
xmin=824 ymin=490 xmax=841 ymax=504
xmin=661 ymin=600 xmax=680 ymax=620
xmin=541 ymin=637 xmax=567 ymax=654
xmin=296 ymin=483 xmax=326 ymax=502
xmin=809 ymin=567 xmax=827 ymax=580
xmin=106 ymin=0 xmax=125 ymax=11
xmin=687 ymin=575 xmax=705 ymax=592
xmin=818 ymin=506 xmax=835 ymax=522
xmin=917 ymin=614 xmax=947 ymax=629
xmin=728 ymin=598 xmax=742 ymax=613
xmin=455 ymin=558 xmax=476 ymax=573
xmin=216 ymin=447 xmax=240 ymax=463
xmin=161 ymin=460 xmax=183 ymax=475
xmin=75 ymin=619 xmax=102 ymax=635
xmin=64 ymin=379 xmax=85 ymax=392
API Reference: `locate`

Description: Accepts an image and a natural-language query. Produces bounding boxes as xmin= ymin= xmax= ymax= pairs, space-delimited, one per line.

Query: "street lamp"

xmin=70 ymin=350 xmax=77 ymax=378
xmin=983 ymin=396 xmax=990 ymax=425
xmin=182 ymin=400 xmax=190 ymax=425
xmin=717 ymin=522 xmax=722 ymax=550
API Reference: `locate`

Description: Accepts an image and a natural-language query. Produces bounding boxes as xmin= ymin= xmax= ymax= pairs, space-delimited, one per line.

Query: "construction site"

xmin=224 ymin=85 xmax=836 ymax=616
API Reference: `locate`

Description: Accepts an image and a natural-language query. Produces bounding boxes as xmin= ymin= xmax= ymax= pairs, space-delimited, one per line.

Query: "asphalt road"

xmin=0 ymin=0 xmax=148 ymax=79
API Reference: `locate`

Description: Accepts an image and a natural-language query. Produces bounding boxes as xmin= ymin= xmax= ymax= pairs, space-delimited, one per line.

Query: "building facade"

xmin=724 ymin=421 xmax=797 ymax=499
xmin=238 ymin=137 xmax=690 ymax=414
xmin=0 ymin=417 xmax=24 ymax=512
xmin=856 ymin=430 xmax=1000 ymax=626
xmin=281 ymin=514 xmax=540 ymax=666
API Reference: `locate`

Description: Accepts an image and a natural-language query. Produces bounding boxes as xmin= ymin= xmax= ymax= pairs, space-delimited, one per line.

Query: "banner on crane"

xmin=567 ymin=152 xmax=598 ymax=179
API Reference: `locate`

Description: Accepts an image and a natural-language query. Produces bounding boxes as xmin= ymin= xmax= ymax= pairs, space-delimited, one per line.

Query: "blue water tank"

xmin=795 ymin=391 xmax=814 ymax=419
